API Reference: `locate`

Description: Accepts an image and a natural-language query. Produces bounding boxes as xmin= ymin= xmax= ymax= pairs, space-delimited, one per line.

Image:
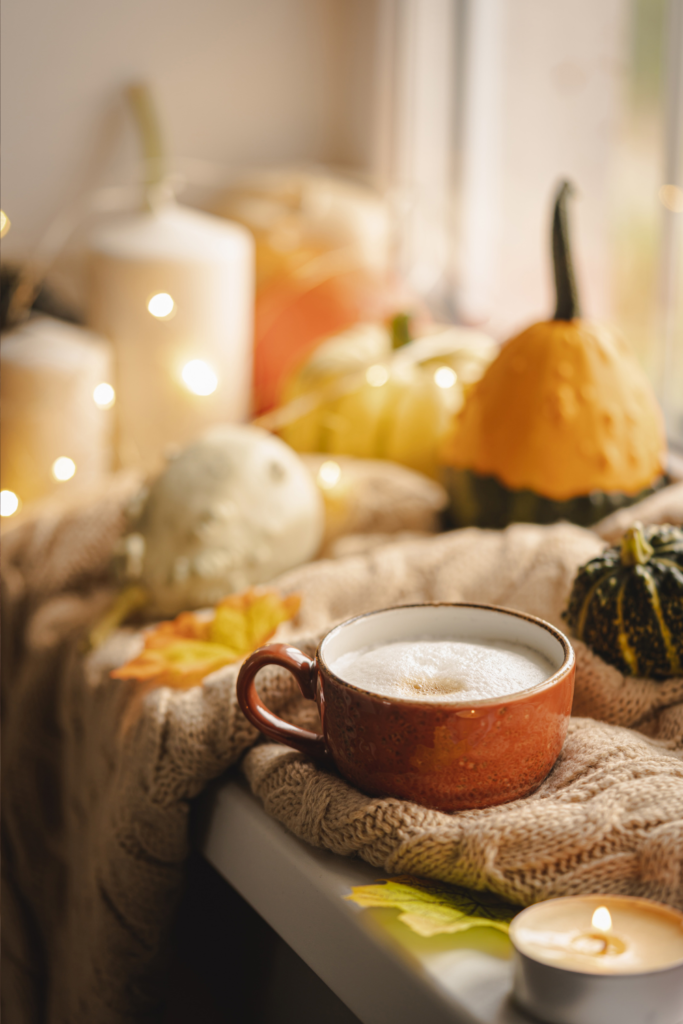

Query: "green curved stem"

xmin=620 ymin=523 xmax=654 ymax=567
xmin=552 ymin=181 xmax=581 ymax=321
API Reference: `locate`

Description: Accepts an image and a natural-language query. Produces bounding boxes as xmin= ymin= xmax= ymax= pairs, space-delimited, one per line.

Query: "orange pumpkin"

xmin=445 ymin=317 xmax=665 ymax=500
xmin=441 ymin=182 xmax=667 ymax=526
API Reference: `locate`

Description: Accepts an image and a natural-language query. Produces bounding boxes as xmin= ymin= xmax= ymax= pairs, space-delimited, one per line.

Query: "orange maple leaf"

xmin=111 ymin=589 xmax=301 ymax=694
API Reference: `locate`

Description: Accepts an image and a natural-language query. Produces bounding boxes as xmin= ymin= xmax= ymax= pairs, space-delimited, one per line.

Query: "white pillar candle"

xmin=87 ymin=202 xmax=254 ymax=472
xmin=0 ymin=315 xmax=113 ymax=511
xmin=510 ymin=895 xmax=683 ymax=1024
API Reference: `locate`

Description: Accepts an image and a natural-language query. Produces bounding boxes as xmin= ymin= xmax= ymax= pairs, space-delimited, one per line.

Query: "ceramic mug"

xmin=237 ymin=602 xmax=575 ymax=812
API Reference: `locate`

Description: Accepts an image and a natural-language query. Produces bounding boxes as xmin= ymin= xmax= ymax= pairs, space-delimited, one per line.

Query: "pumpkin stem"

xmin=620 ymin=523 xmax=654 ymax=567
xmin=552 ymin=181 xmax=581 ymax=321
xmin=389 ymin=312 xmax=412 ymax=350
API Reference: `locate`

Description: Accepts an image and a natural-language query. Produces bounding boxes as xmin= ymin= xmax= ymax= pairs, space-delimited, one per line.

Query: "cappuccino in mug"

xmin=237 ymin=603 xmax=575 ymax=810
xmin=331 ymin=639 xmax=553 ymax=702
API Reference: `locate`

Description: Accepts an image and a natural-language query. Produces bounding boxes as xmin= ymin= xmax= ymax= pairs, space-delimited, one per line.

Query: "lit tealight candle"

xmin=510 ymin=895 xmax=683 ymax=1024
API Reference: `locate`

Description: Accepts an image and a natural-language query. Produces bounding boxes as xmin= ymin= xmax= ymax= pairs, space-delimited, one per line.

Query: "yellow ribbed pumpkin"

xmin=273 ymin=320 xmax=496 ymax=479
xmin=441 ymin=182 xmax=666 ymax=523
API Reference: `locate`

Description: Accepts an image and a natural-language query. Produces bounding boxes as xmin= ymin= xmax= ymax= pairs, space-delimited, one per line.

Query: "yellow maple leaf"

xmin=209 ymin=590 xmax=301 ymax=654
xmin=111 ymin=588 xmax=301 ymax=692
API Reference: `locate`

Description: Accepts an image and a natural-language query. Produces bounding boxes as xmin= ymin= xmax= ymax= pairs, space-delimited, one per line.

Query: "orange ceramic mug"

xmin=237 ymin=603 xmax=575 ymax=812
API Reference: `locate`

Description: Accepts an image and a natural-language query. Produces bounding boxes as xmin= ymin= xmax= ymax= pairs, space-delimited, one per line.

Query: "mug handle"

xmin=237 ymin=643 xmax=328 ymax=759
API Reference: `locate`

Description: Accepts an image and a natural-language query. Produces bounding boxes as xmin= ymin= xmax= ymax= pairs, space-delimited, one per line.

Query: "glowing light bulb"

xmin=147 ymin=293 xmax=175 ymax=318
xmin=434 ymin=366 xmax=457 ymax=389
xmin=592 ymin=906 xmax=612 ymax=932
xmin=93 ymin=382 xmax=115 ymax=409
xmin=659 ymin=184 xmax=683 ymax=213
xmin=1 ymin=490 xmax=20 ymax=516
xmin=366 ymin=364 xmax=389 ymax=387
xmin=317 ymin=460 xmax=341 ymax=490
xmin=52 ymin=457 xmax=76 ymax=481
xmin=182 ymin=360 xmax=218 ymax=396
xmin=0 ymin=210 xmax=10 ymax=238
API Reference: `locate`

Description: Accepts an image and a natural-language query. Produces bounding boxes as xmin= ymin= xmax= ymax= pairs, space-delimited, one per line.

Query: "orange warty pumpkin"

xmin=441 ymin=182 xmax=667 ymax=525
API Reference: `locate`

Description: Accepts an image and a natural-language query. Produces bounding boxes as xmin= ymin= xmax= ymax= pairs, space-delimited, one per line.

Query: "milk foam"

xmin=331 ymin=639 xmax=553 ymax=702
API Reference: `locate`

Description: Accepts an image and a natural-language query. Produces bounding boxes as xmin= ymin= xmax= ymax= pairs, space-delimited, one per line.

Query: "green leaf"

xmin=346 ymin=875 xmax=518 ymax=938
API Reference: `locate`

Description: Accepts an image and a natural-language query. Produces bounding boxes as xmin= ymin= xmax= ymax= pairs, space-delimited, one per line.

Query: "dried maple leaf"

xmin=111 ymin=588 xmax=301 ymax=692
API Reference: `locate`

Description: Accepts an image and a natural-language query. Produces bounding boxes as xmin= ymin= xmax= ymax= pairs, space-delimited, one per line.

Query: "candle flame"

xmin=181 ymin=360 xmax=218 ymax=396
xmin=148 ymin=293 xmax=175 ymax=318
xmin=52 ymin=457 xmax=76 ymax=482
xmin=317 ymin=460 xmax=341 ymax=490
xmin=0 ymin=490 xmax=20 ymax=517
xmin=591 ymin=906 xmax=612 ymax=932
xmin=0 ymin=210 xmax=10 ymax=238
xmin=434 ymin=366 xmax=457 ymax=389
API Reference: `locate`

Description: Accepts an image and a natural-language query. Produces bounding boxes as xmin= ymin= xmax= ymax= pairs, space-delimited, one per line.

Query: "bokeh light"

xmin=366 ymin=364 xmax=389 ymax=387
xmin=52 ymin=457 xmax=76 ymax=481
xmin=93 ymin=382 xmax=116 ymax=409
xmin=434 ymin=366 xmax=457 ymax=388
xmin=147 ymin=293 xmax=175 ymax=318
xmin=317 ymin=460 xmax=342 ymax=490
xmin=181 ymin=360 xmax=218 ymax=396
xmin=0 ymin=490 xmax=20 ymax=516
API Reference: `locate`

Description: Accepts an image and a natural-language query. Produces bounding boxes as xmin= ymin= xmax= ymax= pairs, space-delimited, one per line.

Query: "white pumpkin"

xmin=118 ymin=424 xmax=324 ymax=615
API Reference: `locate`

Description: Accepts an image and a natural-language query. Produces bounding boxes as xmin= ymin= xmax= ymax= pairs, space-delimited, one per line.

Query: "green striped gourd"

xmin=563 ymin=523 xmax=683 ymax=679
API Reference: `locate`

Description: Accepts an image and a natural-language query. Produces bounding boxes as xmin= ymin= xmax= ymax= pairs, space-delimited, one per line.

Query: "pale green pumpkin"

xmin=278 ymin=322 xmax=496 ymax=479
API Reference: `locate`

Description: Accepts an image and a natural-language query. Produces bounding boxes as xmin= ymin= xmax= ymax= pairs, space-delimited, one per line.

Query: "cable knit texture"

xmin=2 ymin=475 xmax=682 ymax=1024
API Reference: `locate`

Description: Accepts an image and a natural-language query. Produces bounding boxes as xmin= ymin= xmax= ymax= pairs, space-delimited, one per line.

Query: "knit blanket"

xmin=2 ymin=478 xmax=683 ymax=1024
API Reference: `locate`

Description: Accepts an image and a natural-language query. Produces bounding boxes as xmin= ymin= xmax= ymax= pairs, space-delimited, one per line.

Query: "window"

xmin=375 ymin=0 xmax=683 ymax=444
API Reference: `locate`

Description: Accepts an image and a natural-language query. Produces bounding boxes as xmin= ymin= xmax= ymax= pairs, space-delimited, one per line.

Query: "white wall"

xmin=1 ymin=0 xmax=378 ymax=259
